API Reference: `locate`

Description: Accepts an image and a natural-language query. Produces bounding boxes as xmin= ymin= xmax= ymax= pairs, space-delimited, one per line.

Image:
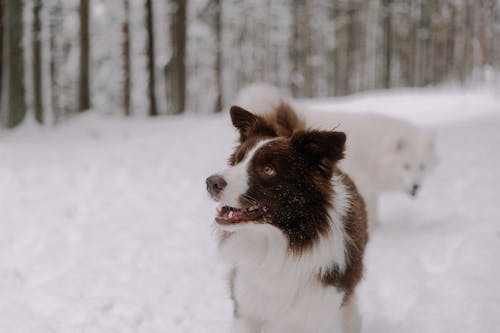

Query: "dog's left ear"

xmin=230 ymin=105 xmax=276 ymax=142
xmin=292 ymin=130 xmax=346 ymax=164
xmin=395 ymin=137 xmax=407 ymax=152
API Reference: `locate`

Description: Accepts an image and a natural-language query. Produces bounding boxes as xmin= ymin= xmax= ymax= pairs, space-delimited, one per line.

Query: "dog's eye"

xmin=263 ymin=165 xmax=276 ymax=176
xmin=404 ymin=163 xmax=411 ymax=170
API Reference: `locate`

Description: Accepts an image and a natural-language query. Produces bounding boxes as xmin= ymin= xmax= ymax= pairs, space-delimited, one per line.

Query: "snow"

xmin=1 ymin=86 xmax=499 ymax=332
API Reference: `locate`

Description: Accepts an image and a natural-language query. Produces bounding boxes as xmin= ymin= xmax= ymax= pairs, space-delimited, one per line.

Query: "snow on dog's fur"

xmin=206 ymin=105 xmax=368 ymax=333
xmin=235 ymin=83 xmax=438 ymax=226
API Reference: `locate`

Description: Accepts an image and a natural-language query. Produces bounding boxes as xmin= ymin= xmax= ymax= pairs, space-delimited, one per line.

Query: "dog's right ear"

xmin=274 ymin=102 xmax=304 ymax=137
xmin=230 ymin=105 xmax=276 ymax=142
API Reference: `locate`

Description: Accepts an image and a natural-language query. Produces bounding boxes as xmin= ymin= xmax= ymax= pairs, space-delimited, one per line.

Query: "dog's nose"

xmin=206 ymin=175 xmax=227 ymax=197
xmin=410 ymin=184 xmax=420 ymax=197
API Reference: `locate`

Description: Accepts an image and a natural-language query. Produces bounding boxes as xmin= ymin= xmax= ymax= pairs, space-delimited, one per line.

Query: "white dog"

xmin=235 ymin=83 xmax=438 ymax=226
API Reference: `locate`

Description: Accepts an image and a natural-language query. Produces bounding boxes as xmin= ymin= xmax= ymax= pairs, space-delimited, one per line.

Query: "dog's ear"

xmin=274 ymin=103 xmax=304 ymax=137
xmin=230 ymin=106 xmax=257 ymax=131
xmin=292 ymin=130 xmax=346 ymax=174
xmin=230 ymin=105 xmax=276 ymax=143
xmin=395 ymin=137 xmax=407 ymax=152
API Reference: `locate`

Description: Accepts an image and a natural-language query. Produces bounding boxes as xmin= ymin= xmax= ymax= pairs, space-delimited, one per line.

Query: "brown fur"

xmin=320 ymin=169 xmax=368 ymax=303
xmin=230 ymin=102 xmax=305 ymax=144
xmin=242 ymin=134 xmax=345 ymax=253
xmin=226 ymin=103 xmax=368 ymax=302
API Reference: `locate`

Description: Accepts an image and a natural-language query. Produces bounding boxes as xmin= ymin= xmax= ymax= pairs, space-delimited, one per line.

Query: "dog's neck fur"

xmin=218 ymin=171 xmax=367 ymax=331
xmin=218 ymin=169 xmax=366 ymax=288
xmin=213 ymin=103 xmax=368 ymax=332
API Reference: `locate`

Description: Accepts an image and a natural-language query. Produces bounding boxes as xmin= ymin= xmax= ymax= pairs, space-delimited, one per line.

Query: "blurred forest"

xmin=0 ymin=0 xmax=499 ymax=128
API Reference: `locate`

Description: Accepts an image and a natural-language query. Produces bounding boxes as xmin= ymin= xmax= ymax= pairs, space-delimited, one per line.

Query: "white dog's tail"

xmin=234 ymin=83 xmax=291 ymax=115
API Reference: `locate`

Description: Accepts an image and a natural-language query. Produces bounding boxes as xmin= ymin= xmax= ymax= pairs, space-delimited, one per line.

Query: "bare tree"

xmin=1 ymin=0 xmax=26 ymax=128
xmin=145 ymin=0 xmax=157 ymax=116
xmin=165 ymin=0 xmax=187 ymax=115
xmin=289 ymin=0 xmax=313 ymax=97
xmin=213 ymin=0 xmax=222 ymax=113
xmin=33 ymin=0 xmax=43 ymax=123
xmin=49 ymin=1 xmax=62 ymax=122
xmin=0 ymin=2 xmax=3 ymax=107
xmin=122 ymin=0 xmax=131 ymax=116
xmin=79 ymin=0 xmax=91 ymax=111
xmin=382 ymin=0 xmax=392 ymax=88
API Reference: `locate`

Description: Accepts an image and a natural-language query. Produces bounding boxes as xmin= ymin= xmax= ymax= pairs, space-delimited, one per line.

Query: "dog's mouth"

xmin=409 ymin=184 xmax=420 ymax=197
xmin=215 ymin=205 xmax=263 ymax=225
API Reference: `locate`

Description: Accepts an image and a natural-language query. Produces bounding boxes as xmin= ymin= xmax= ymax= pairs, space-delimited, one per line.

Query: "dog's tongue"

xmin=215 ymin=206 xmax=261 ymax=225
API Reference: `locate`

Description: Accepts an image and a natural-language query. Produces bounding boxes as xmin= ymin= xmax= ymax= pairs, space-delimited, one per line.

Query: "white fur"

xmin=234 ymin=83 xmax=287 ymax=115
xmin=235 ymin=83 xmax=438 ymax=226
xmin=219 ymin=140 xmax=270 ymax=208
xmin=304 ymin=111 xmax=438 ymax=226
xmin=217 ymin=175 xmax=354 ymax=332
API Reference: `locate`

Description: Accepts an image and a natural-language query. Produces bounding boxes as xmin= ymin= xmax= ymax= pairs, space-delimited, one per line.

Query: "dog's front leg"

xmin=341 ymin=295 xmax=362 ymax=333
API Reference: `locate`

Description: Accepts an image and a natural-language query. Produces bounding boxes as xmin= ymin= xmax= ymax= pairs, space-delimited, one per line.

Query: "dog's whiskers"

xmin=240 ymin=194 xmax=259 ymax=207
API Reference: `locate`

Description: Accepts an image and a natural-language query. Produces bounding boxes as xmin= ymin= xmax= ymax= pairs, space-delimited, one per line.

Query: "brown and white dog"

xmin=206 ymin=104 xmax=368 ymax=333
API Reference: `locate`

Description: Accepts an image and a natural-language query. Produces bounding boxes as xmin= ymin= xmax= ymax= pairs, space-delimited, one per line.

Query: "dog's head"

xmin=379 ymin=129 xmax=438 ymax=197
xmin=206 ymin=106 xmax=346 ymax=248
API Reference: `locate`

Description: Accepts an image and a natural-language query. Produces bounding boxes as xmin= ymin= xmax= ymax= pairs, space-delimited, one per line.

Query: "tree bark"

xmin=50 ymin=1 xmax=62 ymax=123
xmin=79 ymin=0 xmax=91 ymax=111
xmin=382 ymin=0 xmax=392 ymax=89
xmin=33 ymin=0 xmax=43 ymax=123
xmin=1 ymin=0 xmax=26 ymax=128
xmin=145 ymin=0 xmax=157 ymax=116
xmin=214 ymin=0 xmax=222 ymax=113
xmin=165 ymin=0 xmax=187 ymax=115
xmin=290 ymin=0 xmax=314 ymax=97
xmin=122 ymin=0 xmax=131 ymax=116
xmin=0 ymin=2 xmax=3 ymax=107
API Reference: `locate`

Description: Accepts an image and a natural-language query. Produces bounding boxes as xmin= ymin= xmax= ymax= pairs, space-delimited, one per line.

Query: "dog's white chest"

xmin=221 ymin=226 xmax=346 ymax=332
xmin=233 ymin=268 xmax=344 ymax=332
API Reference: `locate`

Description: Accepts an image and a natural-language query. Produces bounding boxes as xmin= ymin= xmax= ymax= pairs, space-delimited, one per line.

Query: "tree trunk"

xmin=33 ymin=0 xmax=43 ymax=123
xmin=165 ymin=0 xmax=187 ymax=115
xmin=79 ymin=0 xmax=91 ymax=111
xmin=214 ymin=0 xmax=222 ymax=113
xmin=145 ymin=0 xmax=157 ymax=116
xmin=331 ymin=2 xmax=341 ymax=96
xmin=382 ymin=0 xmax=392 ymax=89
xmin=122 ymin=0 xmax=131 ymax=116
xmin=446 ymin=2 xmax=455 ymax=78
xmin=346 ymin=4 xmax=357 ymax=93
xmin=289 ymin=0 xmax=313 ymax=97
xmin=0 ymin=2 xmax=3 ymax=107
xmin=50 ymin=1 xmax=62 ymax=123
xmin=1 ymin=0 xmax=26 ymax=128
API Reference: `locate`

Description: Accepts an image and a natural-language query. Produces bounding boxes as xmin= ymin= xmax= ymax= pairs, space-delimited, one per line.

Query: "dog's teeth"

xmin=228 ymin=211 xmax=234 ymax=219
xmin=248 ymin=206 xmax=258 ymax=211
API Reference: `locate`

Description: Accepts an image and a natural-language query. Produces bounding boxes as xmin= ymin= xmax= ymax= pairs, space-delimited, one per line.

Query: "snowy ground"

xmin=0 ymin=86 xmax=499 ymax=332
